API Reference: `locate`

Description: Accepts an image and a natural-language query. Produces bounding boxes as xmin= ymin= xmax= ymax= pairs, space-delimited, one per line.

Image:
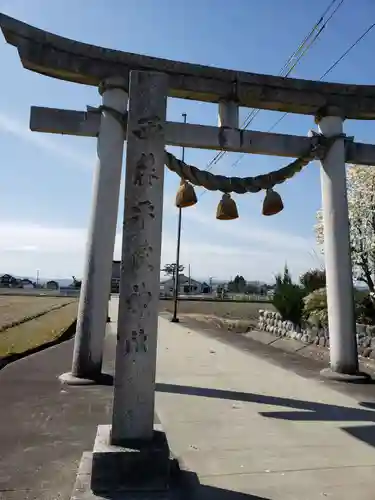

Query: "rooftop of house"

xmin=161 ymin=274 xmax=204 ymax=286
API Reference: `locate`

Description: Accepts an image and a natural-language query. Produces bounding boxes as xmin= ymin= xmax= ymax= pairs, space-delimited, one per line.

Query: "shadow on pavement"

xmin=156 ymin=383 xmax=375 ymax=422
xmin=186 ymin=485 xmax=270 ymax=500
xmin=171 ymin=463 xmax=270 ymax=500
xmin=92 ymin=467 xmax=270 ymax=499
xmin=156 ymin=382 xmax=375 ymax=450
xmin=175 ymin=469 xmax=270 ymax=500
xmin=96 ymin=486 xmax=269 ymax=500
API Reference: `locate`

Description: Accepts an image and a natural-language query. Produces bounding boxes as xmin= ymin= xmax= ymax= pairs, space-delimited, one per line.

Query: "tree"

xmin=245 ymin=282 xmax=260 ymax=294
xmin=272 ymin=264 xmax=305 ymax=325
xmin=316 ymin=165 xmax=375 ymax=293
xmin=162 ymin=263 xmax=185 ymax=278
xmin=161 ymin=263 xmax=185 ymax=289
xmin=300 ymin=268 xmax=326 ymax=294
xmin=275 ymin=264 xmax=292 ymax=288
xmin=71 ymin=276 xmax=82 ymax=289
xmin=227 ymin=275 xmax=246 ymax=293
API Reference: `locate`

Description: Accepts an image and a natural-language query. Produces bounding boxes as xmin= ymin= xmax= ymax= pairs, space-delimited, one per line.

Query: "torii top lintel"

xmin=1 ymin=13 xmax=375 ymax=120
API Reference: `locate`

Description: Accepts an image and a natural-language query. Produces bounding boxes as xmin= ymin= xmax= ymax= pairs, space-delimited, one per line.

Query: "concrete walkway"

xmin=2 ymin=297 xmax=375 ymax=499
xmin=155 ymin=316 xmax=375 ymax=500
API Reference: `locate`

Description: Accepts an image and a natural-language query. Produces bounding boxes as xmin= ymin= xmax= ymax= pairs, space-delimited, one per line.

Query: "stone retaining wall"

xmin=257 ymin=310 xmax=375 ymax=358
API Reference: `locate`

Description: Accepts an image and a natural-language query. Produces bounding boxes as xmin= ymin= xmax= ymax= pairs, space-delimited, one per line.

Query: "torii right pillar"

xmin=317 ymin=106 xmax=369 ymax=382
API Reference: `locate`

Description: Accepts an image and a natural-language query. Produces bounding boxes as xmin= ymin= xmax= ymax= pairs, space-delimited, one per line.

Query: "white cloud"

xmin=161 ymin=200 xmax=322 ymax=281
xmin=0 ymin=218 xmax=321 ymax=282
xmin=181 ymin=207 xmax=315 ymax=253
xmin=161 ymin=230 xmax=321 ymax=283
xmin=0 ymin=111 xmax=321 ymax=282
xmin=0 ymin=112 xmax=94 ymax=169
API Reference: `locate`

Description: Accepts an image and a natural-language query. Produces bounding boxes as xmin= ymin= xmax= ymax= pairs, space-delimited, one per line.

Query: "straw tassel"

xmin=262 ymin=188 xmax=284 ymax=216
xmin=175 ymin=179 xmax=198 ymax=208
xmin=216 ymin=193 xmax=239 ymax=220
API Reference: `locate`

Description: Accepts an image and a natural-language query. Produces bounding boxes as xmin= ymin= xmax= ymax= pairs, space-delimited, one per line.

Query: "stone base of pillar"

xmin=58 ymin=372 xmax=113 ymax=386
xmin=67 ymin=423 xmax=173 ymax=497
xmin=320 ymin=367 xmax=371 ymax=383
xmin=70 ymin=451 xmax=182 ymax=499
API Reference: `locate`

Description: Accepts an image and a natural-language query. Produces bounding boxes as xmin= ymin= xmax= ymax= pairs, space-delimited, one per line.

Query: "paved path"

xmin=2 ymin=297 xmax=375 ymax=499
xmin=155 ymin=315 xmax=375 ymax=500
xmin=0 ymin=327 xmax=116 ymax=500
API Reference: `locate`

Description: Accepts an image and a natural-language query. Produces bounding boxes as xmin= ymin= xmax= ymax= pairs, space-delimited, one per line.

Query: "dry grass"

xmin=0 ymin=296 xmax=75 ymax=331
xmin=159 ymin=298 xmax=274 ymax=322
xmin=0 ymin=301 xmax=78 ymax=357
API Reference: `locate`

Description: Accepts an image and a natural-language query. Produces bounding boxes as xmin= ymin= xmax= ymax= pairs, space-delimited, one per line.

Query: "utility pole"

xmin=188 ymin=264 xmax=191 ymax=294
xmin=171 ymin=112 xmax=187 ymax=323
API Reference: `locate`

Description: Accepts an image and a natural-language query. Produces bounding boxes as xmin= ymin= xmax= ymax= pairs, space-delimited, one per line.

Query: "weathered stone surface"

xmin=4 ymin=13 xmax=375 ymax=120
xmin=91 ymin=424 xmax=171 ymax=493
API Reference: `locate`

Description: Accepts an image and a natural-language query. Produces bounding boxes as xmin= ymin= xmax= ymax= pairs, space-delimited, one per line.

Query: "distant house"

xmin=111 ymin=260 xmax=121 ymax=293
xmin=46 ymin=280 xmax=59 ymax=290
xmin=0 ymin=274 xmax=18 ymax=288
xmin=21 ymin=278 xmax=34 ymax=289
xmin=160 ymin=274 xmax=210 ymax=296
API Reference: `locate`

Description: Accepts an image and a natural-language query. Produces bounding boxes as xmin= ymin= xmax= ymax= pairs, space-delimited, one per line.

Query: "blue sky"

xmin=0 ymin=0 xmax=374 ymax=282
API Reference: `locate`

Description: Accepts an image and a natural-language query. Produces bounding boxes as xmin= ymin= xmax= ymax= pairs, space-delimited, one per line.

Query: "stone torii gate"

xmin=3 ymin=13 xmax=375 ymax=496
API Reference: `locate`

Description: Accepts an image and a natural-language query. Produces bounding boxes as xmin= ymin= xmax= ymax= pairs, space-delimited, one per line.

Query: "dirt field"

xmin=0 ymin=297 xmax=78 ymax=359
xmin=0 ymin=296 xmax=76 ymax=331
xmin=159 ymin=298 xmax=274 ymax=326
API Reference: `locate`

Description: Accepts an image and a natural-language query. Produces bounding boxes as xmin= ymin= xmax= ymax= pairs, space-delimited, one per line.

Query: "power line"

xmin=203 ymin=4 xmax=335 ymax=173
xmin=278 ymin=0 xmax=340 ymax=76
xmin=241 ymin=0 xmax=343 ymax=129
xmin=268 ymin=20 xmax=375 ymax=134
xmin=320 ymin=22 xmax=375 ymax=79
xmin=199 ymin=0 xmax=344 ymax=197
xmin=227 ymin=0 xmax=345 ymax=171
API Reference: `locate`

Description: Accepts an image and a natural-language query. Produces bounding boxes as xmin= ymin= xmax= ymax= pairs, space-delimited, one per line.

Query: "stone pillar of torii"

xmin=2 ymin=13 xmax=375 ymax=496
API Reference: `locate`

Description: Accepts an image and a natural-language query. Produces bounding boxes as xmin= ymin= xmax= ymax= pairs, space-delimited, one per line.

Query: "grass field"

xmin=0 ymin=296 xmax=78 ymax=359
xmin=0 ymin=296 xmax=76 ymax=332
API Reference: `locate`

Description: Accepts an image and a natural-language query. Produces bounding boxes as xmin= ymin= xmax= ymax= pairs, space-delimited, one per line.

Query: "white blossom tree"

xmin=315 ymin=165 xmax=375 ymax=294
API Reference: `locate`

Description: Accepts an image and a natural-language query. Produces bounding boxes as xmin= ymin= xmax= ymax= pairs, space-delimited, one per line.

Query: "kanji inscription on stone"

xmin=126 ymin=282 xmax=152 ymax=316
xmin=129 ymin=199 xmax=155 ymax=230
xmin=124 ymin=328 xmax=148 ymax=355
xmin=132 ymin=116 xmax=163 ymax=140
xmin=133 ymin=153 xmax=159 ymax=187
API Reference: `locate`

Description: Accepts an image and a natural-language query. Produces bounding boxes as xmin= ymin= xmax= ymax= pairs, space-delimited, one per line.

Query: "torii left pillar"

xmin=60 ymin=77 xmax=128 ymax=384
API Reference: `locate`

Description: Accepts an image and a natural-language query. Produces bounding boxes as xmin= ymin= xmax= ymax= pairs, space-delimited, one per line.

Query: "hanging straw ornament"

xmin=216 ymin=193 xmax=239 ymax=220
xmin=175 ymin=179 xmax=198 ymax=208
xmin=262 ymin=188 xmax=284 ymax=216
